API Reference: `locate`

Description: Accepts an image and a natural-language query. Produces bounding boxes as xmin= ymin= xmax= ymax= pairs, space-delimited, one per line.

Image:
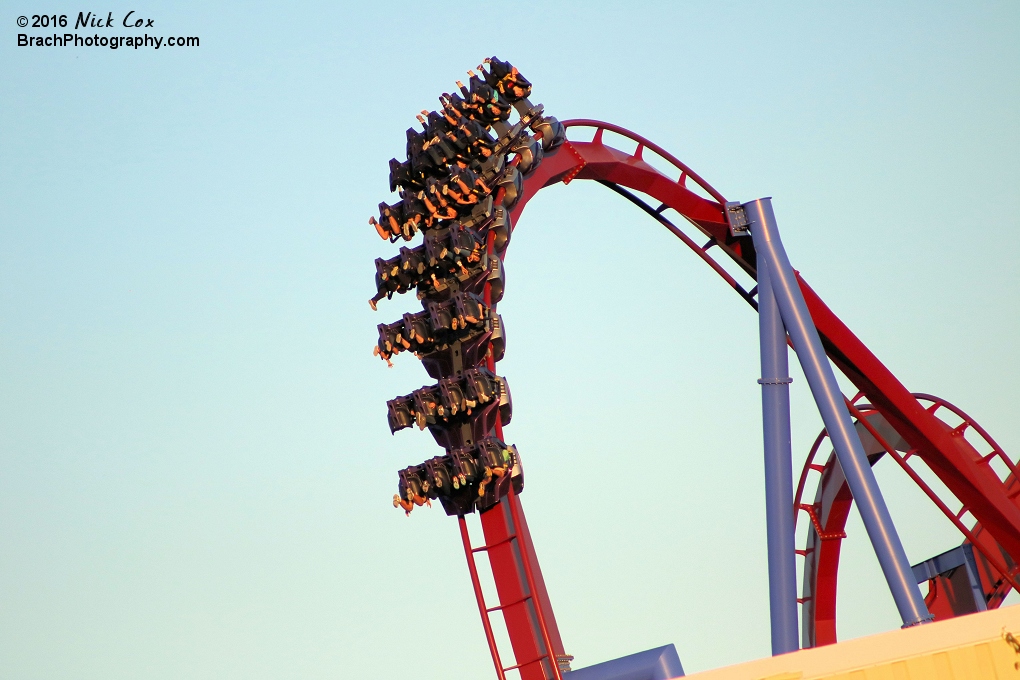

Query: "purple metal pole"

xmin=744 ymin=197 xmax=932 ymax=629
xmin=757 ymin=258 xmax=800 ymax=655
xmin=566 ymin=645 xmax=683 ymax=680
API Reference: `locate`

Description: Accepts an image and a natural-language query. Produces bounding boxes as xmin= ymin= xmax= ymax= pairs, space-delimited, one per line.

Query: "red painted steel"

xmin=846 ymin=398 xmax=1020 ymax=612
xmin=508 ymin=487 xmax=562 ymax=680
xmin=494 ymin=119 xmax=1017 ymax=648
xmin=458 ymin=196 xmax=565 ymax=680
xmin=460 ymin=516 xmax=508 ymax=680
xmin=795 ymin=393 xmax=1019 ymax=645
xmin=797 ymin=280 xmax=1020 ymax=561
xmin=473 ymin=494 xmax=563 ymax=680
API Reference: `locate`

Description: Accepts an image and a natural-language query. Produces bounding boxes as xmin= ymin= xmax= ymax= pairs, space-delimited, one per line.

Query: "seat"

xmin=405 ymin=128 xmax=427 ymax=167
xmin=454 ymin=292 xmax=486 ymax=328
xmin=375 ymin=320 xmax=409 ymax=363
xmin=439 ymin=376 xmax=469 ymax=416
xmin=422 ymin=178 xmax=459 ymax=223
xmin=411 ymin=385 xmax=445 ymax=430
xmin=386 ymin=396 xmax=416 ymax=433
xmin=394 ymin=465 xmax=429 ymax=514
xmin=462 ymin=367 xmax=500 ymax=406
xmin=427 ymin=298 xmax=456 ymax=333
xmin=449 ymin=446 xmax=482 ymax=488
xmin=442 ymin=167 xmax=481 ymax=208
xmin=476 ymin=437 xmax=516 ymax=470
xmin=447 ymin=224 xmax=485 ymax=265
xmin=473 ymin=436 xmax=519 ymax=508
xmin=401 ymin=311 xmax=434 ymax=353
xmin=369 ymin=255 xmax=401 ymax=309
xmin=459 ymin=74 xmax=511 ymax=125
xmin=399 ymin=245 xmax=426 ymax=277
xmin=483 ymin=57 xmax=533 ymax=103
xmin=423 ymin=456 xmax=454 ymax=497
xmin=369 ymin=200 xmax=401 ymax=241
xmin=397 ymin=195 xmax=426 ymax=240
xmin=458 ymin=119 xmax=496 ymax=161
xmin=388 ymin=158 xmax=420 ymax=193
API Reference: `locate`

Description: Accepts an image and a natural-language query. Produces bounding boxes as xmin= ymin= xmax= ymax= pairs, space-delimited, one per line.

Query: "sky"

xmin=1 ymin=1 xmax=1018 ymax=678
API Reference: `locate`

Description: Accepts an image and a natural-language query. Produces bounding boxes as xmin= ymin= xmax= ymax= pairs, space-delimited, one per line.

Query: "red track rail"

xmin=465 ymin=212 xmax=566 ymax=680
xmin=794 ymin=393 xmax=1020 ymax=646
xmin=497 ymin=119 xmax=1018 ymax=647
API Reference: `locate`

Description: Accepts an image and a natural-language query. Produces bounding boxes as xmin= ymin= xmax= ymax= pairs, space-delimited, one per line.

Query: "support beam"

xmin=757 ymin=258 xmax=800 ymax=654
xmin=567 ymin=645 xmax=684 ymax=680
xmin=744 ymin=197 xmax=932 ymax=629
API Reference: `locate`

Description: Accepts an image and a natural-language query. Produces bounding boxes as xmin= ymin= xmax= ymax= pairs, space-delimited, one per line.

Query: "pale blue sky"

xmin=1 ymin=1 xmax=1018 ymax=678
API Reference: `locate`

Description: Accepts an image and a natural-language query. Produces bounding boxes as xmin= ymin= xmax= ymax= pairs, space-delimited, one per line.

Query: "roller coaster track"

xmin=519 ymin=119 xmax=1020 ymax=648
xmin=371 ymin=62 xmax=1017 ymax=678
xmin=794 ymin=392 xmax=1020 ymax=647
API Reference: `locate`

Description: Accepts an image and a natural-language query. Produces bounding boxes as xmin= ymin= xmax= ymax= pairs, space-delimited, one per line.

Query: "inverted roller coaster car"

xmin=369 ymin=229 xmax=486 ymax=306
xmin=373 ymin=285 xmax=500 ymax=369
xmin=393 ymin=436 xmax=524 ymax=516
xmin=386 ymin=369 xmax=507 ymax=434
xmin=427 ymin=199 xmax=512 ymax=256
xmin=393 ymin=464 xmax=429 ymax=514
xmin=373 ymin=58 xmax=578 ymax=679
xmin=442 ymin=390 xmax=501 ymax=446
xmin=371 ymin=240 xmax=481 ymax=310
xmin=375 ymin=308 xmax=481 ymax=365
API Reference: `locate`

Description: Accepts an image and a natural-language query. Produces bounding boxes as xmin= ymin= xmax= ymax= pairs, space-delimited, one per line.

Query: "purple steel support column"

xmin=744 ymin=197 xmax=933 ymax=628
xmin=757 ymin=258 xmax=800 ymax=654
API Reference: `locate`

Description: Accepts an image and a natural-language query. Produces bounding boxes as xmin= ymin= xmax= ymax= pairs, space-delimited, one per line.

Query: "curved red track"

xmin=509 ymin=119 xmax=1020 ymax=645
xmin=794 ymin=392 xmax=1019 ymax=646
